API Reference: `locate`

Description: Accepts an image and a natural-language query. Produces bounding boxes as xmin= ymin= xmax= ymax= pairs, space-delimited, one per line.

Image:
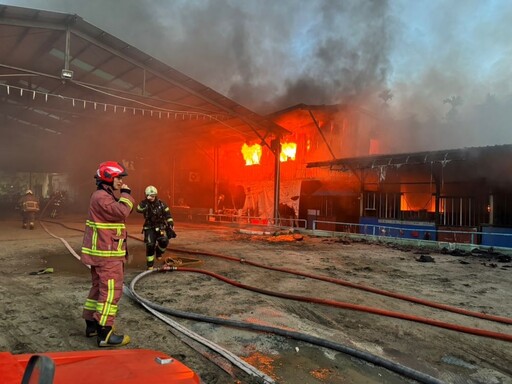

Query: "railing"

xmin=312 ymin=219 xmax=512 ymax=249
xmin=203 ymin=214 xmax=512 ymax=249
xmin=206 ymin=213 xmax=308 ymax=229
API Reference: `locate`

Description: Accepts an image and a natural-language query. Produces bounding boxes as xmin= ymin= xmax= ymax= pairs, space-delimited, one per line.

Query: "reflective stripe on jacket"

xmin=18 ymin=195 xmax=40 ymax=212
xmin=81 ymin=187 xmax=134 ymax=264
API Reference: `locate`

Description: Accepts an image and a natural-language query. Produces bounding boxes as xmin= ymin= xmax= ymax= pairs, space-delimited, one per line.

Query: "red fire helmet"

xmin=95 ymin=161 xmax=128 ymax=183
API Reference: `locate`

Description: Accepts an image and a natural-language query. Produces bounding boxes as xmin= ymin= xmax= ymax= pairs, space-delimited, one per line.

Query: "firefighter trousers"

xmin=82 ymin=260 xmax=124 ymax=327
xmin=144 ymin=228 xmax=169 ymax=268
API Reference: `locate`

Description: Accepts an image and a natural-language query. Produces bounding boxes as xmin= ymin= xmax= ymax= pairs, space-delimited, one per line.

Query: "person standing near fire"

xmin=17 ymin=189 xmax=40 ymax=229
xmin=137 ymin=185 xmax=176 ymax=270
xmin=81 ymin=161 xmax=134 ymax=347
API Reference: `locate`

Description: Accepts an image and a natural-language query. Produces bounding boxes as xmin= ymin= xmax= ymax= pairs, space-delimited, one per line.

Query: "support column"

xmin=489 ymin=194 xmax=494 ymax=225
xmin=271 ymin=137 xmax=281 ymax=224
xmin=214 ymin=146 xmax=219 ymax=212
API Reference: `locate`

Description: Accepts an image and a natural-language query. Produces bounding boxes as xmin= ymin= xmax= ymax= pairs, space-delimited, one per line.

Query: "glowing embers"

xmin=241 ymin=143 xmax=262 ymax=165
xmin=280 ymin=142 xmax=297 ymax=162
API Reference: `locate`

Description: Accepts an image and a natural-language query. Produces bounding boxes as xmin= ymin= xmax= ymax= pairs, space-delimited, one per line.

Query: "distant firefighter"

xmin=217 ymin=194 xmax=225 ymax=213
xmin=17 ymin=189 xmax=40 ymax=230
xmin=49 ymin=190 xmax=67 ymax=218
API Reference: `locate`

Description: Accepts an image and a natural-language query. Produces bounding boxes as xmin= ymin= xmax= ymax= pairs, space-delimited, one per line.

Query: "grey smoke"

xmin=3 ymin=0 xmax=512 ymax=152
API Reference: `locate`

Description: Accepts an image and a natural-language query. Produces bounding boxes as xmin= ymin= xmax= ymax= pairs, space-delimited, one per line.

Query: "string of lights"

xmin=0 ymin=82 xmax=231 ymax=122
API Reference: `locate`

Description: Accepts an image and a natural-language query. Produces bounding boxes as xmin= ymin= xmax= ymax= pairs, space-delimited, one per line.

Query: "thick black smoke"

xmin=3 ymin=0 xmax=512 ymax=151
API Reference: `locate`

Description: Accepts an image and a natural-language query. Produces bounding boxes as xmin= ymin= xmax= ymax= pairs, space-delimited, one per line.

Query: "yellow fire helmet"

xmin=145 ymin=185 xmax=158 ymax=197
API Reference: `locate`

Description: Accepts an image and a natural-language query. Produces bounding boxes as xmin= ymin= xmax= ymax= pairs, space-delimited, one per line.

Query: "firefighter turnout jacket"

xmin=136 ymin=199 xmax=174 ymax=231
xmin=18 ymin=194 xmax=40 ymax=212
xmin=81 ymin=186 xmax=135 ymax=263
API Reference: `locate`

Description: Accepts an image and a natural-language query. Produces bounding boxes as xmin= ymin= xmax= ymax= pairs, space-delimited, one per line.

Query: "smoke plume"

xmin=3 ymin=0 xmax=512 ymax=151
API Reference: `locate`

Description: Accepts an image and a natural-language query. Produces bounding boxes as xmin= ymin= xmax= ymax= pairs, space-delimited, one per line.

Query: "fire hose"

xmin=41 ymin=216 xmax=512 ymax=326
xmin=39 ymin=220 xmax=446 ymax=382
xmin=156 ymin=266 xmax=512 ymax=343
xmin=38 ymin=216 xmax=512 ymax=343
xmin=166 ymin=247 xmax=512 ymax=325
xmin=41 ymin=220 xmax=512 ymax=382
xmin=38 ymin=221 xmax=274 ymax=384
xmin=130 ymin=268 xmax=445 ymax=384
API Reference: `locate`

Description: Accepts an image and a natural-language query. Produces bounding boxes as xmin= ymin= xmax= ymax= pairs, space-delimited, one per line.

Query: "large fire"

xmin=241 ymin=143 xmax=262 ymax=165
xmin=241 ymin=142 xmax=297 ymax=166
xmin=280 ymin=142 xmax=297 ymax=162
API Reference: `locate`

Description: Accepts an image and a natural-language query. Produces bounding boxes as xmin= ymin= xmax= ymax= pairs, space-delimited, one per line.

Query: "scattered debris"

xmin=238 ymin=228 xmax=275 ymax=236
xmin=266 ymin=234 xmax=304 ymax=242
xmin=310 ymin=367 xmax=334 ymax=381
xmin=242 ymin=351 xmax=279 ymax=382
xmin=321 ymin=237 xmax=351 ymax=244
xmin=416 ymin=255 xmax=435 ymax=263
xmin=497 ymin=255 xmax=512 ymax=263
xmin=29 ymin=267 xmax=54 ymax=275
xmin=441 ymin=248 xmax=472 ymax=256
xmin=441 ymin=355 xmax=477 ymax=370
xmin=164 ymin=256 xmax=203 ymax=268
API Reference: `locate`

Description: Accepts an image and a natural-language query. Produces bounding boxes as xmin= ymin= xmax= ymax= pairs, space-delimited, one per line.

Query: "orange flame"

xmin=280 ymin=142 xmax=297 ymax=162
xmin=241 ymin=143 xmax=262 ymax=165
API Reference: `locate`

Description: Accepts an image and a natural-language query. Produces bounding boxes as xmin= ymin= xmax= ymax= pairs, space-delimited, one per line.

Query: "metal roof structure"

xmin=0 ymin=4 xmax=289 ymax=171
xmin=307 ymin=144 xmax=512 ymax=173
xmin=307 ymin=144 xmax=512 ymax=189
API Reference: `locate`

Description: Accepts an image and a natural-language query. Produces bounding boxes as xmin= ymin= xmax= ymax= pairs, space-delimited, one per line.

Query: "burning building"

xmin=2 ymin=4 xmax=512 ymax=248
xmin=0 ymin=5 xmax=288 ymax=217
xmin=0 ymin=5 xmax=379 ymax=226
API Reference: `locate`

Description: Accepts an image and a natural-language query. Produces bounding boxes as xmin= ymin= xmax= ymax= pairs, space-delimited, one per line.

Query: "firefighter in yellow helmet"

xmin=136 ymin=185 xmax=176 ymax=270
xmin=17 ymin=189 xmax=40 ymax=229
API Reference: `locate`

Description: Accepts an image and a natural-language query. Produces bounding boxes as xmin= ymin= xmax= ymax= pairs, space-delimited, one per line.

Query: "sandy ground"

xmin=0 ymin=214 xmax=511 ymax=384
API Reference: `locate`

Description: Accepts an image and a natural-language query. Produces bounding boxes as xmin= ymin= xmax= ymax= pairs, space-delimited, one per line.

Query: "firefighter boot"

xmin=29 ymin=222 xmax=35 ymax=230
xmin=146 ymin=254 xmax=155 ymax=270
xmin=85 ymin=320 xmax=98 ymax=337
xmin=22 ymin=223 xmax=27 ymax=229
xmin=97 ymin=325 xmax=130 ymax=347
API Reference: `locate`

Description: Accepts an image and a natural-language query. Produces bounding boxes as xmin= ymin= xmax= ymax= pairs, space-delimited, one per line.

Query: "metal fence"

xmin=204 ymin=213 xmax=512 ymax=250
xmin=311 ymin=219 xmax=512 ymax=250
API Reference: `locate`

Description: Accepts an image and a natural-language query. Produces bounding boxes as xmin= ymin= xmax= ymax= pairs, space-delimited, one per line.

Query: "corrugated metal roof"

xmin=307 ymin=144 xmax=512 ymax=171
xmin=0 ymin=4 xmax=289 ymax=170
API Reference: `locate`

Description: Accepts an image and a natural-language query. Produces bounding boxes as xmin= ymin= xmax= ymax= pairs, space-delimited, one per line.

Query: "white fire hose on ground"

xmin=39 ymin=220 xmax=275 ymax=384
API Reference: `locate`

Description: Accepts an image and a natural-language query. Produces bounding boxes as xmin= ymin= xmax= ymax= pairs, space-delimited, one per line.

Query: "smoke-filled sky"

xmin=3 ymin=0 xmax=512 ymax=151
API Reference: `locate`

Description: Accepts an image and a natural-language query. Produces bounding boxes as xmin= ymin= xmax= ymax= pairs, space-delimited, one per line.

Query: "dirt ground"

xmin=0 ymin=213 xmax=511 ymax=384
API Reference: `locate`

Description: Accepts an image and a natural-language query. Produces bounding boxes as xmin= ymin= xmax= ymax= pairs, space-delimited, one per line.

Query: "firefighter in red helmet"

xmin=81 ymin=161 xmax=134 ymax=347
